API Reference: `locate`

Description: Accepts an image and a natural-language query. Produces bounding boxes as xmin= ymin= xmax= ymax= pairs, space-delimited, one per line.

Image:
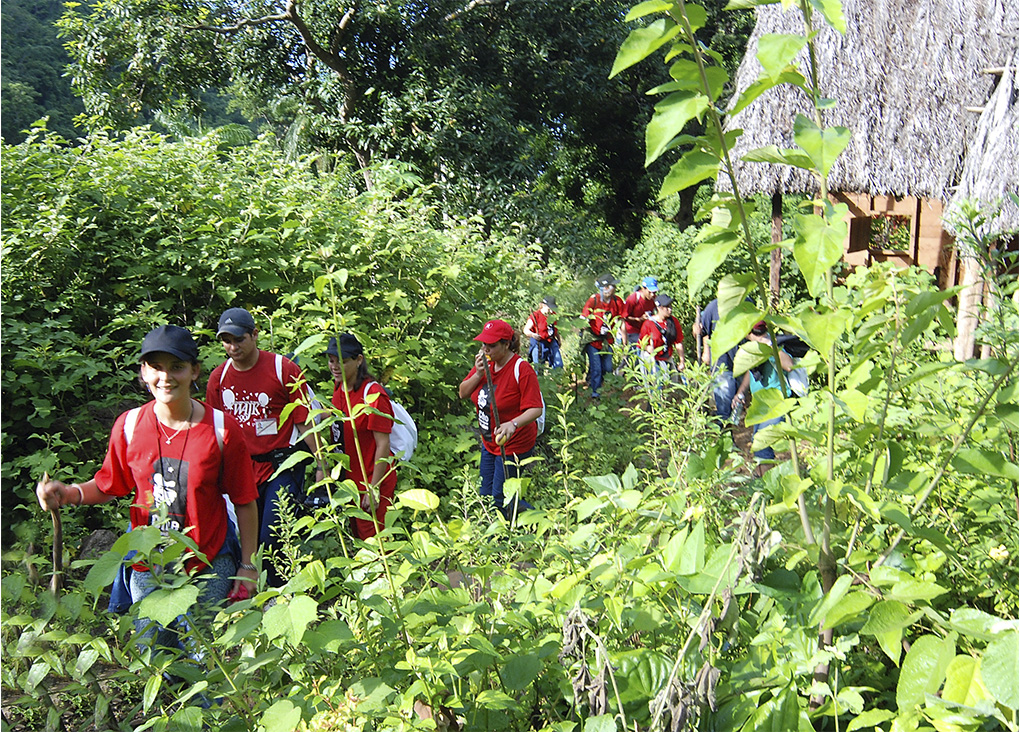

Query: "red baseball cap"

xmin=474 ymin=319 xmax=514 ymax=344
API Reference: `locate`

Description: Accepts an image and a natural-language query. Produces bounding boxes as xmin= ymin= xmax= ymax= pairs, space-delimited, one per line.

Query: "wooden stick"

xmin=42 ymin=472 xmax=64 ymax=597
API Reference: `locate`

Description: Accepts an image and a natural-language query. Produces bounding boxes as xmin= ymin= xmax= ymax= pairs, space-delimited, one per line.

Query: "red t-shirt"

xmin=332 ymin=381 xmax=397 ymax=491
xmin=640 ymin=316 xmax=684 ymax=361
xmin=332 ymin=381 xmax=398 ymax=540
xmin=623 ymin=291 xmax=656 ymax=335
xmin=466 ymin=354 xmax=543 ymax=455
xmin=206 ymin=351 xmax=310 ymax=485
xmin=94 ymin=401 xmax=258 ymax=573
xmin=528 ymin=309 xmax=558 ymax=343
xmin=582 ymin=294 xmax=625 ymax=349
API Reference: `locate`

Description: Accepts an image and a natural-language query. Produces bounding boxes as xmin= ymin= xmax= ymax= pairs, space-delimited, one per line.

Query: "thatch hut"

xmin=722 ymin=0 xmax=1018 ymax=291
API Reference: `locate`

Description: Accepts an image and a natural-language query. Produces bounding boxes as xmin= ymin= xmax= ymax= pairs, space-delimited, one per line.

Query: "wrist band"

xmin=70 ymin=483 xmax=84 ymax=506
xmin=239 ymin=563 xmax=257 ymax=572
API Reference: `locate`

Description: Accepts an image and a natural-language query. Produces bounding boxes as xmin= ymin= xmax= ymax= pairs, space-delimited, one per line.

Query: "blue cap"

xmin=140 ymin=325 xmax=199 ymax=363
xmin=217 ymin=307 xmax=256 ymax=337
xmin=642 ymin=277 xmax=659 ymax=292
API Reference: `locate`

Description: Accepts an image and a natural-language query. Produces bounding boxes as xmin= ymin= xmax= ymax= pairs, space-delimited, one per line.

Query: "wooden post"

xmin=771 ymin=192 xmax=783 ymax=305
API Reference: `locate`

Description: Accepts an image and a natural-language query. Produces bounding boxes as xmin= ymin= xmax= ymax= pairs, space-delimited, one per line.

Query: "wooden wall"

xmin=833 ymin=192 xmax=959 ymax=287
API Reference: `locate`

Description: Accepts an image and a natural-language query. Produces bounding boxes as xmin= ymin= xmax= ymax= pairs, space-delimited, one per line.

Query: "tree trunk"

xmin=954 ymin=254 xmax=983 ymax=361
xmin=770 ymin=192 xmax=783 ymax=305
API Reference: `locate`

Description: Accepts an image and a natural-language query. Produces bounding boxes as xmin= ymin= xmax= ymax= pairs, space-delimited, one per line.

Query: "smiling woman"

xmin=35 ymin=325 xmax=260 ymax=655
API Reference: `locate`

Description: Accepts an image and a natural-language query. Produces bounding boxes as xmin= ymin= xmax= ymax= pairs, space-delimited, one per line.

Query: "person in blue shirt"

xmin=699 ymin=298 xmax=740 ymax=421
xmin=732 ymin=321 xmax=794 ymax=475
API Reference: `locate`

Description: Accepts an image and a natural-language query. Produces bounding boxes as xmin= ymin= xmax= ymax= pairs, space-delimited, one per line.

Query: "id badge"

xmin=255 ymin=419 xmax=279 ymax=437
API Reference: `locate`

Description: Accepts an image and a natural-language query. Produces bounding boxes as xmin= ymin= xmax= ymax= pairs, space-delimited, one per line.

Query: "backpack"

xmin=512 ymin=358 xmax=546 ymax=436
xmin=362 ymin=381 xmax=418 ymax=461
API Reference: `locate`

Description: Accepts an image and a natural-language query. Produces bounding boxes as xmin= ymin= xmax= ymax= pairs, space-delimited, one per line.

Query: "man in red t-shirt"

xmin=206 ymin=307 xmax=324 ymax=584
xmin=581 ymin=273 xmax=625 ymax=398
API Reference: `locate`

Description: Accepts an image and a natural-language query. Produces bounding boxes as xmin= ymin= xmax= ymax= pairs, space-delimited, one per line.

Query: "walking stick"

xmin=42 ymin=472 xmax=64 ymax=597
xmin=480 ymin=350 xmax=517 ymax=522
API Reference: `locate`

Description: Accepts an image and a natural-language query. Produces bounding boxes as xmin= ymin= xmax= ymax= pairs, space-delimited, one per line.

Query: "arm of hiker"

xmin=36 ymin=478 xmax=114 ymax=511
xmin=492 ymin=407 xmax=543 ymax=443
xmin=297 ymin=420 xmax=327 ymax=482
xmin=676 ymin=341 xmax=686 ymax=370
xmin=701 ymin=335 xmax=711 ymax=366
xmin=232 ymin=500 xmax=259 ymax=594
xmin=777 ymin=348 xmax=794 ymax=372
xmin=732 ymin=373 xmax=751 ymax=412
xmin=360 ymin=431 xmax=393 ymax=511
xmin=523 ymin=317 xmax=538 ymax=340
xmin=458 ymin=350 xmax=487 ymax=398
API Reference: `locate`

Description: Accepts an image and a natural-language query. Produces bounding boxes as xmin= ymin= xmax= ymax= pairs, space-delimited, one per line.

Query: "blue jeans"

xmin=479 ymin=448 xmax=535 ymax=521
xmin=257 ymin=463 xmax=304 ymax=586
xmin=712 ymin=368 xmax=738 ymax=420
xmin=130 ymin=552 xmax=236 ymax=659
xmin=584 ymin=344 xmax=613 ymax=397
xmin=752 ymin=416 xmax=785 ymax=461
xmin=529 ymin=338 xmax=563 ymax=368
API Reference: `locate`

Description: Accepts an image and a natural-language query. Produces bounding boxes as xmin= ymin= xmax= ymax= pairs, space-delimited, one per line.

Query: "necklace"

xmin=156 ymin=400 xmax=195 ymax=445
xmin=156 ymin=400 xmax=193 ymax=476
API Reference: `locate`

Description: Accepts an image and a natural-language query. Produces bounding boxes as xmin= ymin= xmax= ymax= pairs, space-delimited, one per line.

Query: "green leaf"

xmin=262 ymin=594 xmax=318 ymax=645
xmin=730 ymin=69 xmax=808 ymax=114
xmin=138 ymin=585 xmax=199 ymax=627
xmin=261 ymin=699 xmax=303 ymax=732
xmin=710 ymin=301 xmax=764 ymax=361
xmin=475 ymin=690 xmax=518 ymax=710
xmin=502 ymin=652 xmax=542 ymax=691
xmin=823 ymin=590 xmax=876 ymax=630
xmin=742 ymin=145 xmax=815 ymax=170
xmin=888 ymin=579 xmax=948 ymax=603
xmin=84 ymin=550 xmax=125 ymax=600
xmin=861 ymin=600 xmax=923 ymax=666
xmin=143 ymin=674 xmax=162 ymax=714
xmin=896 ymin=634 xmax=956 ymax=710
xmin=745 ymin=387 xmax=796 ymax=425
xmin=799 ymin=308 xmax=849 ymax=361
xmin=942 ymin=655 xmax=990 ymax=706
xmin=793 ymin=205 xmax=848 ymax=298
xmin=583 ymin=716 xmax=617 ymax=732
xmin=679 ymin=520 xmax=706 ymax=575
xmin=809 ymin=574 xmax=853 ymax=627
xmin=686 ymin=236 xmax=743 ymax=299
xmin=949 ymin=608 xmax=1007 ymax=642
xmin=659 ymin=150 xmax=719 ymax=199
xmin=756 ymin=34 xmax=807 ymax=80
xmin=792 ymin=115 xmax=850 ymax=178
xmin=624 ymin=0 xmax=674 ymax=21
xmin=610 ymin=19 xmax=682 ymax=78
xmin=396 ymin=488 xmax=440 ymax=511
xmin=645 ymin=91 xmax=710 ymax=166
xmin=814 ymin=0 xmax=847 ymax=33
xmin=725 ymin=0 xmax=783 ymax=8
xmin=666 ymin=60 xmax=730 ymax=100
xmin=846 ymin=709 xmax=896 ymax=732
xmin=952 ymin=449 xmax=1019 ymax=482
xmin=983 ymin=633 xmax=1019 ymax=709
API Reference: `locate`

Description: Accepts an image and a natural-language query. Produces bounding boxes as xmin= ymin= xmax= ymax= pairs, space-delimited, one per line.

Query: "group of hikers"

xmin=33 ymin=273 xmax=801 ymax=658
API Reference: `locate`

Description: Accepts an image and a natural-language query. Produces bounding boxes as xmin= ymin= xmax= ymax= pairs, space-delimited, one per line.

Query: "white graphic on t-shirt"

xmin=150 ymin=458 xmax=187 ymax=534
xmin=477 ymin=384 xmax=492 ymax=437
xmin=221 ymin=387 xmax=273 ymax=430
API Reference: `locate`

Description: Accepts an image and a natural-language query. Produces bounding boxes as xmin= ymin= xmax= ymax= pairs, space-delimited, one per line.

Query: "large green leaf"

xmin=710 ymin=301 xmax=764 ymax=360
xmin=808 ymin=574 xmax=853 ymax=627
xmin=983 ymin=633 xmax=1019 ymax=709
xmin=645 ymin=91 xmax=710 ymax=166
xmin=942 ymin=655 xmax=990 ymax=707
xmin=823 ymin=590 xmax=876 ymax=630
xmin=742 ymin=145 xmax=815 ymax=170
xmin=396 ymin=488 xmax=440 ymax=511
xmin=261 ymin=700 xmax=303 ymax=732
xmin=730 ymin=69 xmax=808 ymax=114
xmin=666 ymin=60 xmax=730 ymax=100
xmin=896 ymin=634 xmax=956 ymax=710
xmin=951 ymin=449 xmax=1019 ymax=482
xmin=799 ymin=308 xmax=849 ymax=361
xmin=138 ymin=585 xmax=199 ymax=627
xmin=756 ymin=34 xmax=807 ymax=80
xmin=686 ymin=236 xmax=743 ymax=299
xmin=679 ymin=520 xmax=706 ymax=575
xmin=792 ymin=115 xmax=851 ymax=179
xmin=792 ymin=204 xmax=849 ymax=298
xmin=861 ymin=600 xmax=922 ymax=666
xmin=610 ymin=19 xmax=681 ymax=78
xmin=502 ymin=652 xmax=542 ymax=691
xmin=84 ymin=550 xmax=126 ymax=601
xmin=262 ymin=594 xmax=318 ymax=646
xmin=659 ymin=150 xmax=720 ymax=199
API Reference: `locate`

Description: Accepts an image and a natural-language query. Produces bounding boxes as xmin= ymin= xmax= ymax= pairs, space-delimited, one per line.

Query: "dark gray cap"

xmin=216 ymin=307 xmax=256 ymax=337
xmin=140 ymin=325 xmax=199 ymax=363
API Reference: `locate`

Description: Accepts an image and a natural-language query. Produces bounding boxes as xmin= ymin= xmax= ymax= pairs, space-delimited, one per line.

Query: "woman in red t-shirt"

xmin=459 ymin=319 xmax=543 ymax=521
xmin=36 ymin=325 xmax=259 ymax=646
xmin=639 ymin=294 xmax=686 ymax=382
xmin=328 ymin=333 xmax=397 ymax=540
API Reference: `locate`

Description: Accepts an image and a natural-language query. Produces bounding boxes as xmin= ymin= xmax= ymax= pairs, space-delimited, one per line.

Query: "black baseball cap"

xmin=596 ymin=273 xmax=619 ymax=288
xmin=140 ymin=325 xmax=199 ymax=363
xmin=217 ymin=307 xmax=256 ymax=337
xmin=542 ymin=296 xmax=557 ymax=309
xmin=654 ymin=294 xmax=674 ymax=308
xmin=326 ymin=333 xmax=364 ymax=359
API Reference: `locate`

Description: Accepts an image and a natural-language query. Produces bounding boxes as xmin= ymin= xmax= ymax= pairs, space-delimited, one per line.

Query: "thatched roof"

xmin=721 ymin=0 xmax=1018 ymax=201
xmin=945 ymin=51 xmax=1019 ymax=237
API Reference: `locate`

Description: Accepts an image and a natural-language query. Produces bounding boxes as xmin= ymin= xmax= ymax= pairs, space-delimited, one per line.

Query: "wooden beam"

xmin=982 ymin=67 xmax=1006 ymax=75
xmin=966 ymin=106 xmax=986 ymax=113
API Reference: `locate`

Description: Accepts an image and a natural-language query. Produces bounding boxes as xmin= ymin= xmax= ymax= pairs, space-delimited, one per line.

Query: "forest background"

xmin=1 ymin=1 xmax=1017 ymax=731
